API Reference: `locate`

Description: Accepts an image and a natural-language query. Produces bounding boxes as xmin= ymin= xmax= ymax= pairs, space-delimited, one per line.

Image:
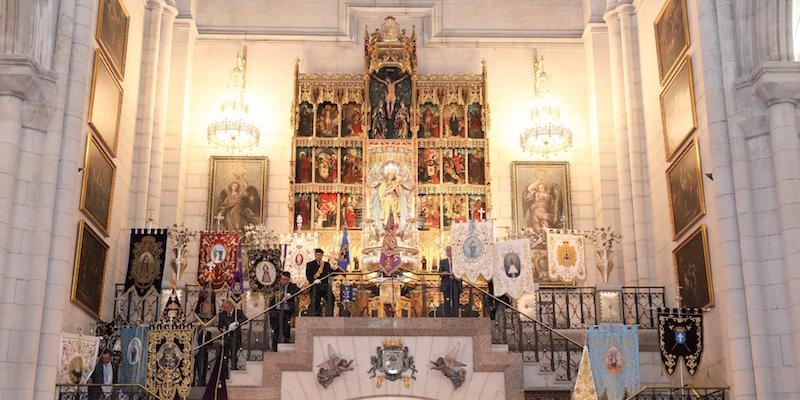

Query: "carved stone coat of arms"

xmin=367 ymin=338 xmax=417 ymax=388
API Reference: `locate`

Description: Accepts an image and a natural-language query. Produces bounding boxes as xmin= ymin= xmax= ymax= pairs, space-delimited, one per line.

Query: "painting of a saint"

xmin=340 ymin=194 xmax=363 ymax=229
xmin=660 ymin=57 xmax=696 ymax=159
xmin=444 ymin=103 xmax=465 ymax=137
xmin=341 ymin=102 xmax=363 ymax=137
xmin=314 ymin=148 xmax=338 ymax=183
xmin=666 ymin=139 xmax=705 ymax=239
xmin=295 ymin=147 xmax=312 ymax=183
xmin=80 ymin=135 xmax=116 ymax=236
xmin=417 ymin=148 xmax=440 ymax=184
xmin=156 ymin=341 xmax=181 ymax=370
xmin=654 ymin=0 xmax=690 ymax=83
xmin=673 ymin=225 xmax=713 ymax=309
xmin=72 ymin=221 xmax=109 ymax=318
xmin=314 ymin=193 xmax=338 ymax=229
xmin=442 ymin=148 xmax=466 ymax=184
xmin=208 ymin=157 xmax=266 ymax=232
xmin=96 ymin=0 xmax=129 ymax=80
xmin=341 ymin=147 xmax=363 ymax=184
xmin=469 ymin=195 xmax=486 ymax=221
xmin=88 ymin=53 xmax=122 ymax=157
xmin=467 ymin=103 xmax=484 ymax=138
xmin=503 ymin=252 xmax=522 ymax=278
xmin=294 ymin=193 xmax=311 ymax=230
xmin=511 ymin=162 xmax=572 ymax=245
xmin=467 ymin=148 xmax=485 ymax=185
xmin=416 ymin=195 xmax=441 ymax=230
xmin=418 ymin=102 xmax=440 ymax=138
xmin=297 ymin=101 xmax=314 ymax=137
xmin=316 ymin=102 xmax=339 ymax=137
xmin=443 ymin=194 xmax=467 ymax=228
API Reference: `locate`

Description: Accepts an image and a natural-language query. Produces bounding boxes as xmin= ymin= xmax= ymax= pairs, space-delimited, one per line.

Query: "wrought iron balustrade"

xmin=626 ymin=386 xmax=727 ymax=400
xmin=55 ymin=384 xmax=162 ymax=400
xmin=536 ymin=286 xmax=665 ymax=329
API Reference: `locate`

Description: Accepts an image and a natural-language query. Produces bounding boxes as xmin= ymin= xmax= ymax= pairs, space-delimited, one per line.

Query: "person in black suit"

xmin=439 ymin=245 xmax=463 ymax=317
xmin=269 ymin=271 xmax=300 ymax=351
xmin=88 ymin=350 xmax=118 ymax=400
xmin=217 ymin=298 xmax=247 ymax=378
xmin=305 ymin=248 xmax=339 ymax=316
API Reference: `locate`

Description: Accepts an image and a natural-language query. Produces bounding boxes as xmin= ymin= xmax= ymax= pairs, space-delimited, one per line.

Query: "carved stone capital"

xmin=0 ymin=56 xmax=58 ymax=130
xmin=752 ymin=62 xmax=800 ymax=107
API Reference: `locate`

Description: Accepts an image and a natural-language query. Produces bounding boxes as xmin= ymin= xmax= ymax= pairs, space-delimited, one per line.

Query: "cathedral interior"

xmin=2 ymin=0 xmax=800 ymax=399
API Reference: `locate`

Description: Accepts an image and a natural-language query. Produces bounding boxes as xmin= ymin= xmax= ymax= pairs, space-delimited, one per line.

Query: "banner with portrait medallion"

xmin=57 ymin=333 xmax=101 ymax=384
xmin=248 ymin=247 xmax=281 ymax=293
xmin=119 ymin=326 xmax=148 ymax=385
xmin=587 ymin=325 xmax=640 ymax=400
xmin=492 ymin=239 xmax=535 ymax=299
xmin=124 ymin=229 xmax=167 ymax=296
xmin=547 ymin=230 xmax=586 ymax=283
xmin=146 ymin=326 xmax=194 ymax=400
xmin=198 ymin=232 xmax=240 ymax=290
xmin=657 ymin=308 xmax=703 ymax=376
xmin=283 ymin=234 xmax=319 ymax=287
xmin=450 ymin=220 xmax=494 ymax=282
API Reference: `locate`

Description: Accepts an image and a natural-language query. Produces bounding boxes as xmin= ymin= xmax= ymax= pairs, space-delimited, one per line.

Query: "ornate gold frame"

xmin=96 ymin=0 xmax=130 ymax=80
xmin=660 ymin=56 xmax=697 ymax=160
xmin=87 ymin=51 xmax=123 ymax=157
xmin=654 ymin=0 xmax=690 ymax=85
xmin=510 ymin=161 xmax=573 ymax=235
xmin=79 ymin=133 xmax=117 ymax=237
xmin=672 ymin=224 xmax=714 ymax=308
xmin=206 ymin=155 xmax=269 ymax=231
xmin=666 ymin=137 xmax=705 ymax=240
xmin=71 ymin=220 xmax=109 ymax=319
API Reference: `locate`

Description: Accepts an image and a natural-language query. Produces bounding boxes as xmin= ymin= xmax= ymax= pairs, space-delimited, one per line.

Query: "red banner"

xmin=198 ymin=232 xmax=240 ymax=289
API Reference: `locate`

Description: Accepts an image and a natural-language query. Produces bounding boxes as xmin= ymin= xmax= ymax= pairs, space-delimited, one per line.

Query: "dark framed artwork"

xmin=654 ymin=0 xmax=690 ymax=84
xmin=207 ymin=156 xmax=268 ymax=231
xmin=295 ymin=147 xmax=313 ymax=183
xmin=673 ymin=225 xmax=713 ymax=309
xmin=442 ymin=148 xmax=466 ymax=184
xmin=313 ymin=193 xmax=338 ymax=229
xmin=296 ymin=101 xmax=314 ymax=137
xmin=660 ymin=56 xmax=697 ymax=160
xmin=340 ymin=193 xmax=363 ymax=229
xmin=467 ymin=148 xmax=486 ymax=185
xmin=314 ymin=147 xmax=338 ymax=183
xmin=443 ymin=103 xmax=465 ymax=137
xmin=340 ymin=147 xmax=363 ymax=184
xmin=417 ymin=148 xmax=441 ymax=184
xmin=316 ymin=101 xmax=339 ymax=137
xmin=80 ymin=134 xmax=116 ymax=237
xmin=87 ymin=52 xmax=122 ymax=157
xmin=467 ymin=102 xmax=484 ymax=138
xmin=96 ymin=0 xmax=130 ymax=80
xmin=666 ymin=138 xmax=705 ymax=239
xmin=418 ymin=102 xmax=441 ymax=138
xmin=340 ymin=102 xmax=363 ymax=137
xmin=511 ymin=161 xmax=572 ymax=239
xmin=71 ymin=220 xmax=109 ymax=318
xmin=293 ymin=193 xmax=312 ymax=230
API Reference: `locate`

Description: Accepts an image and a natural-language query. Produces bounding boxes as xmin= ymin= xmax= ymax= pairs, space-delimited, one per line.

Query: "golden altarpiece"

xmin=288 ymin=17 xmax=491 ymax=317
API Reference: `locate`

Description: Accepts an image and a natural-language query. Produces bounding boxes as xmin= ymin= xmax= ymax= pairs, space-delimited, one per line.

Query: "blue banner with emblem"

xmin=119 ymin=326 xmax=148 ymax=385
xmin=657 ymin=308 xmax=703 ymax=376
xmin=587 ymin=324 xmax=639 ymax=400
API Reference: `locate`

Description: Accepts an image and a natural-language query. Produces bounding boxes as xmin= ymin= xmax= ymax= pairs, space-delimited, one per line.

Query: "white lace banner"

xmin=283 ymin=234 xmax=319 ymax=286
xmin=450 ymin=220 xmax=495 ymax=282
xmin=492 ymin=239 xmax=536 ymax=299
xmin=547 ymin=231 xmax=586 ymax=282
xmin=58 ymin=332 xmax=101 ymax=384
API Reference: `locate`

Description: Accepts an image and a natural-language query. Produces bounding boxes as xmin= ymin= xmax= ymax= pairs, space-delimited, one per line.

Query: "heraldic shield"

xmin=368 ymin=338 xmax=418 ymax=388
xmin=657 ymin=308 xmax=703 ymax=376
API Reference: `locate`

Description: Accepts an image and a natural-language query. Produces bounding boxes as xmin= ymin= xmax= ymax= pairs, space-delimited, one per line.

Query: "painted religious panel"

xmin=660 ymin=56 xmax=697 ymax=160
xmin=418 ymin=102 xmax=441 ymax=138
xmin=314 ymin=147 xmax=338 ymax=184
xmin=418 ymin=148 xmax=441 ymax=184
xmin=72 ymin=220 xmax=109 ymax=318
xmin=468 ymin=195 xmax=487 ymax=221
xmin=417 ymin=194 xmax=441 ymax=230
xmin=313 ymin=193 xmax=339 ymax=229
xmin=443 ymin=194 xmax=467 ymax=228
xmin=368 ymin=67 xmax=412 ymax=139
xmin=341 ymin=147 xmax=363 ymax=184
xmin=442 ymin=148 xmax=466 ymax=184
xmin=467 ymin=102 xmax=484 ymax=138
xmin=511 ymin=161 xmax=572 ymax=242
xmin=316 ymin=101 xmax=339 ymax=137
xmin=443 ymin=103 xmax=465 ymax=137
xmin=297 ymin=101 xmax=314 ymax=137
xmin=666 ymin=138 xmax=705 ymax=239
xmin=654 ymin=0 xmax=690 ymax=84
xmin=80 ymin=134 xmax=116 ymax=237
xmin=294 ymin=193 xmax=312 ymax=230
xmin=207 ymin=156 xmax=267 ymax=232
xmin=295 ymin=147 xmax=313 ymax=183
xmin=341 ymin=102 xmax=364 ymax=137
xmin=96 ymin=0 xmax=129 ymax=80
xmin=673 ymin=225 xmax=713 ymax=309
xmin=340 ymin=193 xmax=363 ymax=229
xmin=88 ymin=52 xmax=122 ymax=157
xmin=467 ymin=148 xmax=486 ymax=185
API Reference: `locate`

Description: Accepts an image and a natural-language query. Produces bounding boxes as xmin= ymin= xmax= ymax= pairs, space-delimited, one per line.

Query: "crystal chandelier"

xmin=519 ymin=50 xmax=573 ymax=155
xmin=208 ymin=45 xmax=260 ymax=149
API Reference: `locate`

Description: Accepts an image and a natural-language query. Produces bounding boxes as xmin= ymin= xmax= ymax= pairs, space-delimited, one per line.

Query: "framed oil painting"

xmin=207 ymin=156 xmax=268 ymax=232
xmin=443 ymin=103 xmax=465 ymax=137
xmin=443 ymin=194 xmax=467 ymax=228
xmin=416 ymin=194 xmax=441 ymax=230
xmin=673 ymin=225 xmax=713 ymax=309
xmin=341 ymin=102 xmax=363 ymax=137
xmin=87 ymin=52 xmax=122 ymax=157
xmin=511 ymin=161 xmax=572 ymax=245
xmin=442 ymin=148 xmax=466 ymax=184
xmin=418 ymin=102 xmax=441 ymax=138
xmin=313 ymin=193 xmax=338 ymax=229
xmin=293 ymin=193 xmax=312 ymax=230
xmin=467 ymin=148 xmax=486 ymax=185
xmin=341 ymin=147 xmax=363 ymax=184
xmin=72 ymin=220 xmax=109 ymax=318
xmin=654 ymin=0 xmax=690 ymax=84
xmin=314 ymin=147 xmax=338 ymax=183
xmin=96 ymin=0 xmax=130 ymax=80
xmin=666 ymin=138 xmax=705 ymax=239
xmin=80 ymin=134 xmax=116 ymax=237
xmin=296 ymin=101 xmax=314 ymax=137
xmin=418 ymin=148 xmax=441 ymax=184
xmin=295 ymin=147 xmax=313 ymax=183
xmin=340 ymin=193 xmax=363 ymax=229
xmin=316 ymin=101 xmax=339 ymax=137
xmin=467 ymin=102 xmax=484 ymax=138
xmin=660 ymin=56 xmax=697 ymax=160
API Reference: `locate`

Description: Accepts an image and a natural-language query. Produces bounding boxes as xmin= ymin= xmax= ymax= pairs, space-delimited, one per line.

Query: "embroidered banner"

xmin=657 ymin=308 xmax=703 ymax=376
xmin=57 ymin=333 xmax=101 ymax=384
xmin=572 ymin=345 xmax=598 ymax=400
xmin=146 ymin=326 xmax=194 ymax=400
xmin=119 ymin=326 xmax=148 ymax=385
xmin=198 ymin=232 xmax=240 ymax=290
xmin=94 ymin=315 xmax=124 ymax=358
xmin=283 ymin=235 xmax=318 ymax=287
xmin=587 ymin=325 xmax=640 ymax=400
xmin=547 ymin=230 xmax=586 ymax=282
xmin=248 ymin=247 xmax=281 ymax=293
xmin=450 ymin=220 xmax=495 ymax=282
xmin=125 ymin=229 xmax=168 ymax=296
xmin=492 ymin=239 xmax=536 ymax=299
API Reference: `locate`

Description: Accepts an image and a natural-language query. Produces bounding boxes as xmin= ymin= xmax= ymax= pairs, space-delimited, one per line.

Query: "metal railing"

xmin=536 ymin=286 xmax=665 ymax=329
xmin=625 ymin=386 xmax=728 ymax=400
xmin=55 ymin=384 xmax=162 ymax=400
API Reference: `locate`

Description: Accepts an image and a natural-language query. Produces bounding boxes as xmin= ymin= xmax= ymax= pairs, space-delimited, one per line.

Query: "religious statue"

xmin=370 ymin=163 xmax=413 ymax=227
xmin=373 ymin=74 xmax=409 ymax=118
xmin=430 ymin=343 xmax=467 ymax=389
xmin=316 ymin=344 xmax=354 ymax=388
